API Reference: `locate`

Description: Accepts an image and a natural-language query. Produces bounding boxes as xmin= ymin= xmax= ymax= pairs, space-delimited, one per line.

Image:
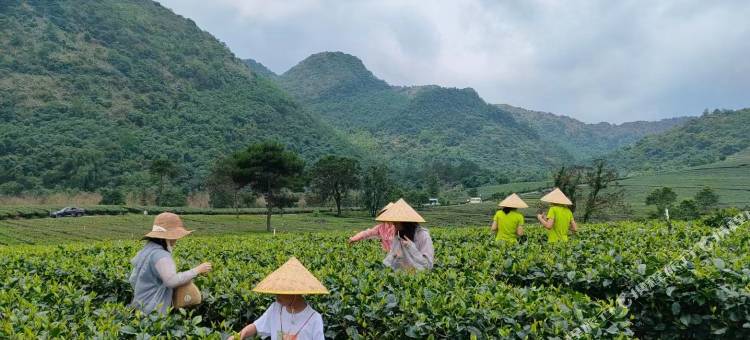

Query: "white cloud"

xmin=158 ymin=0 xmax=750 ymax=123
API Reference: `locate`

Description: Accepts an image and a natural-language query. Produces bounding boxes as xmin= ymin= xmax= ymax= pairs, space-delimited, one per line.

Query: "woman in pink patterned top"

xmin=347 ymin=202 xmax=396 ymax=252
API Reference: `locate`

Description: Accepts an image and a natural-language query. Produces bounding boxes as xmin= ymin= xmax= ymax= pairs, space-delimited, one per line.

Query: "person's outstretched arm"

xmin=570 ymin=219 xmax=578 ymax=233
xmin=348 ymin=224 xmax=381 ymax=244
xmin=154 ymin=257 xmax=212 ymax=288
xmin=490 ymin=220 xmax=498 ymax=233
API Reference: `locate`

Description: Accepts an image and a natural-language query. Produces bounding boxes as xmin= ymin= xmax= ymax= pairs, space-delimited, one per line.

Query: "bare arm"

xmin=238 ymin=324 xmax=257 ymax=339
xmin=348 ymin=225 xmax=380 ymax=244
xmin=570 ymin=219 xmax=578 ymax=233
xmin=516 ymin=225 xmax=524 ymax=236
xmin=491 ymin=220 xmax=498 ymax=232
xmin=536 ymin=214 xmax=554 ymax=229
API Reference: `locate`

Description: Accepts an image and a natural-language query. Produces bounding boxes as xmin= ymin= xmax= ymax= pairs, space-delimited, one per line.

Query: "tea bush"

xmin=1 ymin=221 xmax=748 ymax=338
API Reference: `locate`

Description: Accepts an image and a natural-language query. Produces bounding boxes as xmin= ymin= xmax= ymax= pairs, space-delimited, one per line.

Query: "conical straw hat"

xmin=498 ymin=193 xmax=529 ymax=208
xmin=143 ymin=212 xmax=193 ymax=240
xmin=540 ymin=188 xmax=573 ymax=205
xmin=375 ymin=198 xmax=426 ymax=223
xmin=253 ymin=257 xmax=329 ymax=295
xmin=377 ymin=202 xmax=395 ymax=216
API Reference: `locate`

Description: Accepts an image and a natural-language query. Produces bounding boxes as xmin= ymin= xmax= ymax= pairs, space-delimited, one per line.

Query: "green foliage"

xmin=0 ymin=226 xmax=643 ymax=338
xmin=243 ymin=58 xmax=277 ymax=79
xmin=611 ymin=109 xmax=750 ymax=172
xmin=501 ymin=104 xmax=691 ymax=161
xmin=466 ymin=187 xmax=479 ymax=197
xmin=99 ymin=188 xmax=125 ymax=205
xmin=361 ymin=165 xmax=396 ymax=217
xmin=0 ymin=0 xmax=357 ymax=195
xmin=695 ymin=187 xmax=720 ymax=213
xmin=224 ymin=141 xmax=305 ymax=231
xmin=3 ymin=220 xmax=750 ymax=338
xmin=276 ymin=52 xmax=568 ymax=184
xmin=0 ymin=205 xmax=128 ymax=220
xmin=702 ymin=208 xmax=742 ymax=228
xmin=149 ymin=159 xmax=179 ymax=206
xmin=580 ymin=159 xmax=626 ymax=222
xmin=646 ymin=187 xmax=678 ymax=216
xmin=310 ymin=155 xmax=360 ymax=216
xmin=673 ymin=199 xmax=700 ymax=220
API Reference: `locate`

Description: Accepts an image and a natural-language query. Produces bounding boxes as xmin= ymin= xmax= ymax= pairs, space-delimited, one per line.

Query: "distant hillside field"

xmin=0 ymin=0 xmax=357 ymax=194
xmin=610 ymin=108 xmax=750 ymax=173
xmin=617 ymin=146 xmax=750 ymax=214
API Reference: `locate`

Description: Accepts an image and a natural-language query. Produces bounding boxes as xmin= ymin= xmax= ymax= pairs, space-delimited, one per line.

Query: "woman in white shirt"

xmin=232 ymin=257 xmax=329 ymax=340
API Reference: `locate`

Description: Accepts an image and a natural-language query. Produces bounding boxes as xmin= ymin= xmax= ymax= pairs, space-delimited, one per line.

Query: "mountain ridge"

xmin=0 ymin=0 xmax=358 ymax=194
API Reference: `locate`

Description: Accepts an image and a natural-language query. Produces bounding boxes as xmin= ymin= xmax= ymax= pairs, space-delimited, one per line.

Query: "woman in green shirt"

xmin=491 ymin=193 xmax=528 ymax=243
xmin=536 ymin=188 xmax=578 ymax=243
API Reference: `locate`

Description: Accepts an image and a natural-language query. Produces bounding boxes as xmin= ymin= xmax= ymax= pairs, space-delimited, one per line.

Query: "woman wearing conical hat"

xmin=129 ymin=212 xmax=213 ymax=314
xmin=347 ymin=202 xmax=396 ymax=252
xmin=378 ymin=199 xmax=434 ymax=271
xmin=231 ymin=257 xmax=327 ymax=340
xmin=491 ymin=193 xmax=528 ymax=244
xmin=536 ymin=188 xmax=578 ymax=243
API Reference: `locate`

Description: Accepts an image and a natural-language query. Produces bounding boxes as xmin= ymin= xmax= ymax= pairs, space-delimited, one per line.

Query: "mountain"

xmin=499 ymin=104 xmax=692 ymax=160
xmin=0 ymin=0 xmax=357 ymax=194
xmin=609 ymin=108 xmax=750 ymax=173
xmin=275 ymin=52 xmax=572 ymax=183
xmin=243 ymin=58 xmax=277 ymax=79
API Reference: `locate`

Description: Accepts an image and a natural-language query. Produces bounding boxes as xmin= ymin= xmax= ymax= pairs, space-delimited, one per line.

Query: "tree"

xmin=309 ymin=155 xmax=360 ymax=216
xmin=467 ymin=187 xmax=479 ymax=198
xmin=674 ymin=199 xmax=700 ymax=220
xmin=553 ymin=165 xmax=584 ymax=211
xmin=99 ymin=188 xmax=125 ymax=205
xmin=426 ymin=174 xmax=440 ymax=198
xmin=645 ymin=187 xmax=677 ymax=217
xmin=206 ymin=159 xmax=242 ymax=210
xmin=149 ymin=159 xmax=178 ymax=206
xmin=694 ymin=187 xmax=719 ymax=213
xmin=227 ymin=141 xmax=305 ymax=231
xmin=580 ymin=159 xmax=626 ymax=222
xmin=361 ymin=165 xmax=395 ymax=217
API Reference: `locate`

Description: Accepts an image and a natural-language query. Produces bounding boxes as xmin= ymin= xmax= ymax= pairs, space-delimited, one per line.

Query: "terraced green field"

xmin=0 ymin=206 xmax=501 ymax=246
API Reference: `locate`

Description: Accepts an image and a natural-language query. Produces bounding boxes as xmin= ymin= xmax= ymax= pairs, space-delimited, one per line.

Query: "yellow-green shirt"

xmin=546 ymin=205 xmax=573 ymax=243
xmin=493 ymin=210 xmax=525 ymax=243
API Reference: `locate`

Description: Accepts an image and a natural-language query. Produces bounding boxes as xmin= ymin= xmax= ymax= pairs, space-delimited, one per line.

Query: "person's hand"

xmin=347 ymin=238 xmax=355 ymax=245
xmin=194 ymin=262 xmax=212 ymax=275
xmin=536 ymin=214 xmax=544 ymax=220
xmin=400 ymin=237 xmax=413 ymax=247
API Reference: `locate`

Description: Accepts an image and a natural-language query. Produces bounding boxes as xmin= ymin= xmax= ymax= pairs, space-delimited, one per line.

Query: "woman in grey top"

xmin=129 ymin=212 xmax=212 ymax=314
xmin=377 ymin=199 xmax=435 ymax=271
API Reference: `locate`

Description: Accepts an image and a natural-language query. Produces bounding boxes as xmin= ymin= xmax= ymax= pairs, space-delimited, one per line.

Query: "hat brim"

xmin=498 ymin=202 xmax=528 ymax=208
xmin=252 ymin=288 xmax=330 ymax=295
xmin=143 ymin=229 xmax=193 ymax=240
xmin=540 ymin=197 xmax=573 ymax=205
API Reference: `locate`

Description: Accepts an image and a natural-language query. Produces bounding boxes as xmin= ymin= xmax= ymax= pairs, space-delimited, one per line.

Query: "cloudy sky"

xmin=158 ymin=0 xmax=749 ymax=123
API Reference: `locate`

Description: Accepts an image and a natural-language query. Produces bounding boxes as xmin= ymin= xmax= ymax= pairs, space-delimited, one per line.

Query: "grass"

xmin=617 ymin=147 xmax=750 ymax=215
xmin=0 ymin=205 xmax=505 ymax=246
xmin=459 ymin=148 xmax=750 ymax=218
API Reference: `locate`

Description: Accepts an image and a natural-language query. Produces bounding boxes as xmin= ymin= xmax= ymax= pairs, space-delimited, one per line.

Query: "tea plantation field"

xmin=2 ymin=220 xmax=749 ymax=339
xmin=0 ymin=206 xmax=497 ymax=246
